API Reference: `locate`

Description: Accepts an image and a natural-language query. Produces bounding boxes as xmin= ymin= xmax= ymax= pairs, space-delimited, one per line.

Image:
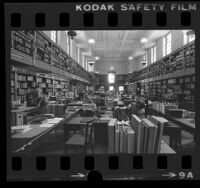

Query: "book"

xmin=140 ymin=122 xmax=145 ymax=153
xmin=142 ymin=118 xmax=157 ymax=154
xmin=122 ymin=126 xmax=127 ymax=153
xmin=148 ymin=116 xmax=165 ymax=153
xmin=123 ymin=126 xmax=128 ymax=153
xmin=127 ymin=127 xmax=135 ymax=153
xmin=108 ymin=119 xmax=117 ymax=153
xmin=119 ymin=126 xmax=124 ymax=153
xmin=143 ymin=123 xmax=149 ymax=154
xmin=115 ymin=125 xmax=120 ymax=153
xmin=162 ymin=104 xmax=178 ymax=114
xmin=131 ymin=114 xmax=142 ymax=154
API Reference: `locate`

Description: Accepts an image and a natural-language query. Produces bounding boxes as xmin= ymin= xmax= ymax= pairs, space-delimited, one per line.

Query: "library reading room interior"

xmin=10 ymin=30 xmax=195 ymax=154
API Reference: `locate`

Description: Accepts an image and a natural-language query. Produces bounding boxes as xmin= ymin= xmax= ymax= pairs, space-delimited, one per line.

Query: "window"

xmin=82 ymin=53 xmax=85 ymax=68
xmin=108 ymin=73 xmax=115 ymax=84
xmin=183 ymin=31 xmax=188 ymax=45
xmin=119 ymin=86 xmax=124 ymax=91
xmin=51 ymin=31 xmax=56 ymax=43
xmin=77 ymin=46 xmax=80 ymax=63
xmin=109 ymin=86 xmax=114 ymax=91
xmin=151 ymin=46 xmax=156 ymax=63
xmin=163 ymin=32 xmax=171 ymax=57
xmin=166 ymin=33 xmax=171 ymax=55
xmin=65 ymin=31 xmax=70 ymax=55
xmin=183 ymin=30 xmax=195 ymax=45
xmin=163 ymin=37 xmax=166 ymax=57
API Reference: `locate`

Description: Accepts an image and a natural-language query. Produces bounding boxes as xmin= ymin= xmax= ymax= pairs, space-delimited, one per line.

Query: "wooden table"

xmin=151 ymin=109 xmax=195 ymax=134
xmin=174 ymin=118 xmax=195 ymax=129
xmin=11 ymin=111 xmax=79 ymax=153
xmin=64 ymin=116 xmax=96 ymax=141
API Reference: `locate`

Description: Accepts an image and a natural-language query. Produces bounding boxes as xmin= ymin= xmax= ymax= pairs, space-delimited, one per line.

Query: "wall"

xmin=42 ymin=31 xmax=87 ymax=70
xmin=171 ymin=30 xmax=184 ymax=52
xmin=133 ymin=30 xmax=186 ymax=72
xmin=57 ymin=31 xmax=68 ymax=53
xmin=95 ymin=61 xmax=128 ymax=74
xmin=42 ymin=30 xmax=186 ymax=74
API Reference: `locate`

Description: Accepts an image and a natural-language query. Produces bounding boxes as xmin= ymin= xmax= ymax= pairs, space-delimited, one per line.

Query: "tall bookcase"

xmin=11 ymin=66 xmax=37 ymax=104
xmin=11 ymin=31 xmax=91 ymax=87
xmin=128 ymin=41 xmax=195 ymax=111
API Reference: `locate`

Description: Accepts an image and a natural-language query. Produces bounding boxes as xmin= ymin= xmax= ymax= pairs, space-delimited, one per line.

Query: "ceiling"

xmin=74 ymin=30 xmax=170 ymax=63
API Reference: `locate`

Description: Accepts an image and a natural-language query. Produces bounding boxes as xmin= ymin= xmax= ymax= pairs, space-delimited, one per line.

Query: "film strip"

xmin=4 ymin=1 xmax=200 ymax=181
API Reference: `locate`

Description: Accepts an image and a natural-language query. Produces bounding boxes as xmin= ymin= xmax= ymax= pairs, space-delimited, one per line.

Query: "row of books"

xmin=46 ymin=103 xmax=66 ymax=116
xmin=107 ymin=115 xmax=168 ymax=154
xmin=16 ymin=82 xmax=28 ymax=88
xmin=131 ymin=115 xmax=168 ymax=154
xmin=12 ymin=31 xmax=91 ymax=82
xmin=17 ymin=88 xmax=31 ymax=95
xmin=17 ymin=75 xmax=27 ymax=81
xmin=151 ymin=101 xmax=195 ymax=118
xmin=151 ymin=101 xmax=178 ymax=114
xmin=129 ymin=42 xmax=195 ymax=82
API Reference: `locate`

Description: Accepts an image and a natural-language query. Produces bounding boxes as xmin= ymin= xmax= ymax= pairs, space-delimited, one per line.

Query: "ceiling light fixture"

xmin=95 ymin=56 xmax=99 ymax=60
xmin=110 ymin=67 xmax=114 ymax=69
xmin=88 ymin=39 xmax=95 ymax=44
xmin=129 ymin=56 xmax=133 ymax=60
xmin=67 ymin=30 xmax=77 ymax=40
xmin=141 ymin=38 xmax=147 ymax=43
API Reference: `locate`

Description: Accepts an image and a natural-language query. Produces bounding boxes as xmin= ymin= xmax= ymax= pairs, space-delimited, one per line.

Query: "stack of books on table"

xmin=107 ymin=118 xmax=135 ymax=154
xmin=151 ymin=101 xmax=178 ymax=114
xmin=107 ymin=115 xmax=169 ymax=154
xmin=130 ymin=114 xmax=168 ymax=154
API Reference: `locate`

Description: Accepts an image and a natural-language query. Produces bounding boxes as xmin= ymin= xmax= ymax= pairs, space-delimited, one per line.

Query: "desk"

xmin=11 ymin=110 xmax=79 ymax=153
xmin=151 ymin=109 xmax=195 ymax=134
xmin=64 ymin=116 xmax=95 ymax=140
xmin=174 ymin=118 xmax=195 ymax=129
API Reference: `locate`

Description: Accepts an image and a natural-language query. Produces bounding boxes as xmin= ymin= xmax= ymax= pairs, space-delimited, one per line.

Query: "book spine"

xmin=108 ymin=121 xmax=115 ymax=154
xmin=127 ymin=131 xmax=135 ymax=153
xmin=115 ymin=127 xmax=120 ymax=153
xmin=152 ymin=126 xmax=158 ymax=153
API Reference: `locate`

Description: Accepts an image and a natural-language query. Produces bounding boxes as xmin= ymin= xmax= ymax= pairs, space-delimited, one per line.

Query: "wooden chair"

xmin=64 ymin=120 xmax=94 ymax=154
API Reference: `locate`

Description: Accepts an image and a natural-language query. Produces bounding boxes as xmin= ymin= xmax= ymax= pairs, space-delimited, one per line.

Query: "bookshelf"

xmin=128 ymin=41 xmax=195 ymax=111
xmin=10 ymin=70 xmax=16 ymax=101
xmin=10 ymin=66 xmax=38 ymax=104
xmin=11 ymin=31 xmax=91 ymax=85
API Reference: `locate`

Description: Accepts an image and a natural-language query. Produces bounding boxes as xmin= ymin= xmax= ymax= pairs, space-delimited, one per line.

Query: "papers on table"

xmin=46 ymin=117 xmax=64 ymax=124
xmin=39 ymin=118 xmax=63 ymax=127
xmin=39 ymin=123 xmax=55 ymax=128
xmin=11 ymin=125 xmax=30 ymax=130
xmin=11 ymin=125 xmax=32 ymax=133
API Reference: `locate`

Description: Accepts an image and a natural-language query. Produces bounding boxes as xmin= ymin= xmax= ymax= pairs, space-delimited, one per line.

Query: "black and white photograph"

xmin=10 ymin=30 xmax=196 ymax=155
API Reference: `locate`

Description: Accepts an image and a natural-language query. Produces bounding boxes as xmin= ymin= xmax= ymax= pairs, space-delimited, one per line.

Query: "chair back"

xmin=85 ymin=110 xmax=94 ymax=117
